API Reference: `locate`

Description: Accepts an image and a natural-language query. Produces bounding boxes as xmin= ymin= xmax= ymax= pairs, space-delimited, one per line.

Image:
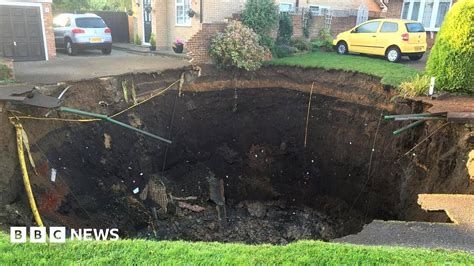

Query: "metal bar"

xmin=393 ymin=116 xmax=446 ymax=121
xmin=393 ymin=120 xmax=425 ymax=136
xmin=59 ymin=107 xmax=172 ymax=144
xmin=384 ymin=113 xmax=437 ymax=120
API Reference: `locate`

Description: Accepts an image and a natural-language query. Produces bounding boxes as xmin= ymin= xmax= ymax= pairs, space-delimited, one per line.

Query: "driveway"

xmin=13 ymin=49 xmax=190 ymax=84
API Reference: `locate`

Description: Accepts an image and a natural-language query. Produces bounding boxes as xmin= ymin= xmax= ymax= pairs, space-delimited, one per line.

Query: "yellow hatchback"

xmin=332 ymin=19 xmax=427 ymax=63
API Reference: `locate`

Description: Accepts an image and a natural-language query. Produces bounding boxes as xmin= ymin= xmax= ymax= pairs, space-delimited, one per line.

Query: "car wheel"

xmin=336 ymin=42 xmax=348 ymax=55
xmin=409 ymin=55 xmax=423 ymax=61
xmin=101 ymin=47 xmax=112 ymax=55
xmin=65 ymin=39 xmax=77 ymax=56
xmin=386 ymin=46 xmax=401 ymax=63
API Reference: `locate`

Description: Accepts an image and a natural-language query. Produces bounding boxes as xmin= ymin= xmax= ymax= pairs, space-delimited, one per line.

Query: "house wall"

xmin=203 ymin=0 xmax=246 ymax=23
xmin=133 ymin=0 xmax=244 ymax=48
xmin=42 ymin=2 xmax=56 ymax=59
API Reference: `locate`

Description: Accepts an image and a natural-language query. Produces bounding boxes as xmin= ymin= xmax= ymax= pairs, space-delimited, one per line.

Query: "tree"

xmin=53 ymin=0 xmax=131 ymax=11
xmin=241 ymin=0 xmax=279 ymax=48
xmin=426 ymin=0 xmax=473 ymax=93
xmin=53 ymin=0 xmax=90 ymax=11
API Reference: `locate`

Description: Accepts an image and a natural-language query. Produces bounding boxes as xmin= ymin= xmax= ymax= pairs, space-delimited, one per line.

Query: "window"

xmin=279 ymin=3 xmax=293 ymax=13
xmin=309 ymin=5 xmax=330 ymax=16
xmin=411 ymin=1 xmax=421 ymax=20
xmin=354 ymin=21 xmax=380 ymax=33
xmin=176 ymin=0 xmax=191 ymax=26
xmin=401 ymin=2 xmax=410 ymax=19
xmin=405 ymin=23 xmax=425 ymax=32
xmin=380 ymin=22 xmax=398 ymax=33
xmin=75 ymin=18 xmax=106 ymax=28
xmin=401 ymin=0 xmax=452 ymax=31
xmin=435 ymin=0 xmax=450 ymax=28
xmin=421 ymin=0 xmax=434 ymax=28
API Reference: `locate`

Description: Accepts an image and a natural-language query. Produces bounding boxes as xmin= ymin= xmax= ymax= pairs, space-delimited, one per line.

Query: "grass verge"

xmin=0 ymin=232 xmax=472 ymax=265
xmin=0 ymin=59 xmax=14 ymax=84
xmin=268 ymin=52 xmax=419 ymax=87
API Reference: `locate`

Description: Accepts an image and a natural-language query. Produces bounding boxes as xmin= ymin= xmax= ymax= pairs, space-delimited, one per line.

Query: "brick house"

xmin=275 ymin=0 xmax=384 ymax=14
xmin=0 ymin=0 xmax=56 ymax=61
xmin=131 ymin=0 xmax=245 ymax=49
xmin=385 ymin=0 xmax=457 ymax=47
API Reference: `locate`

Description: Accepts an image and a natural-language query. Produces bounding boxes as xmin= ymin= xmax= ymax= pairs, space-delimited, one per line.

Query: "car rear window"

xmin=75 ymin=17 xmax=106 ymax=28
xmin=405 ymin=23 xmax=425 ymax=33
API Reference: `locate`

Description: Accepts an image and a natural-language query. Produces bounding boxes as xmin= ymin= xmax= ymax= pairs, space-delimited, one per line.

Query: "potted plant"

xmin=187 ymin=9 xmax=196 ymax=18
xmin=173 ymin=39 xmax=184 ymax=54
xmin=149 ymin=34 xmax=156 ymax=51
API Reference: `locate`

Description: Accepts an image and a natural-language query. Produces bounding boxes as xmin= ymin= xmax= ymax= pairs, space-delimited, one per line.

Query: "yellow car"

xmin=332 ymin=19 xmax=427 ymax=63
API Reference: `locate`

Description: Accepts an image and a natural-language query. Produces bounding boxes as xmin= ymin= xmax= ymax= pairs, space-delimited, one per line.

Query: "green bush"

xmin=134 ymin=34 xmax=141 ymax=45
xmin=426 ymin=0 xmax=474 ymax=93
xmin=241 ymin=0 xmax=279 ymax=48
xmin=291 ymin=38 xmax=311 ymax=52
xmin=210 ymin=21 xmax=269 ymax=71
xmin=399 ymin=74 xmax=431 ymax=97
xmin=149 ymin=34 xmax=156 ymax=47
xmin=311 ymin=29 xmax=333 ymax=51
xmin=277 ymin=13 xmax=293 ymax=45
xmin=272 ymin=45 xmax=297 ymax=58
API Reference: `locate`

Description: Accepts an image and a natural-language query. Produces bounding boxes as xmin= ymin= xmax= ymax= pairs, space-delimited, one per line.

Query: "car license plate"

xmin=415 ymin=46 xmax=422 ymax=51
xmin=90 ymin=37 xmax=103 ymax=43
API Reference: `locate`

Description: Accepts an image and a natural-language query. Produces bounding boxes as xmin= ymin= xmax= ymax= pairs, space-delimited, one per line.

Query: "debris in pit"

xmin=103 ymin=133 xmax=112 ymax=149
xmin=207 ymin=172 xmax=227 ymax=225
xmin=140 ymin=176 xmax=169 ymax=213
xmin=178 ymin=202 xmax=205 ymax=212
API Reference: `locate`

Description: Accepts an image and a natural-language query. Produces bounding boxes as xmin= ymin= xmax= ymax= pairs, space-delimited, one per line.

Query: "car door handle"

xmin=13 ymin=41 xmax=17 ymax=46
xmin=372 ymin=35 xmax=376 ymax=37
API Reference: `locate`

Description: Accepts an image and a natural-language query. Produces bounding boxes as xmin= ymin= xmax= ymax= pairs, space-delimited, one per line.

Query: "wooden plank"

xmin=447 ymin=112 xmax=474 ymax=123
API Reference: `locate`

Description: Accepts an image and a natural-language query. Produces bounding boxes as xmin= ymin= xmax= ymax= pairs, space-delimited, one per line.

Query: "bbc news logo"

xmin=10 ymin=227 xmax=120 ymax=243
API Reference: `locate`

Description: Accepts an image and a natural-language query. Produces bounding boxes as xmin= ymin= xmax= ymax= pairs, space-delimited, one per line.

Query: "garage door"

xmin=0 ymin=5 xmax=45 ymax=61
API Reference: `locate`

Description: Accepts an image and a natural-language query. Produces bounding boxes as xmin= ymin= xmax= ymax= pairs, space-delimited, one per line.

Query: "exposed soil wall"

xmin=0 ymin=66 xmax=472 ymax=243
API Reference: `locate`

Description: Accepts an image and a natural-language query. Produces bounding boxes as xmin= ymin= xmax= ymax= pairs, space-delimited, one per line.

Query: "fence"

xmin=288 ymin=7 xmax=383 ymax=39
xmin=54 ymin=10 xmax=130 ymax=43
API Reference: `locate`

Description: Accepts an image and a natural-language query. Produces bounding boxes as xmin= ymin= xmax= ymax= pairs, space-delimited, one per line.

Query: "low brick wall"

xmin=186 ymin=22 xmax=227 ymax=64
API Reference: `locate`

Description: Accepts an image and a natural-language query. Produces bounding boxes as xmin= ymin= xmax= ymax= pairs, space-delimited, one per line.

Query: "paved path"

xmin=13 ymin=49 xmax=189 ymax=85
xmin=334 ymin=220 xmax=474 ymax=253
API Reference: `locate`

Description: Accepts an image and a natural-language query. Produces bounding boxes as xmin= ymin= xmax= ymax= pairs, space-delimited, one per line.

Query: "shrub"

xmin=149 ymin=34 xmax=156 ymax=47
xmin=272 ymin=45 xmax=297 ymax=58
xmin=311 ymin=29 xmax=333 ymax=51
xmin=241 ymin=0 xmax=279 ymax=48
xmin=426 ymin=0 xmax=474 ymax=93
xmin=259 ymin=35 xmax=276 ymax=50
xmin=277 ymin=13 xmax=293 ymax=45
xmin=399 ymin=74 xmax=431 ymax=97
xmin=134 ymin=34 xmax=141 ymax=45
xmin=291 ymin=38 xmax=311 ymax=52
xmin=210 ymin=21 xmax=269 ymax=71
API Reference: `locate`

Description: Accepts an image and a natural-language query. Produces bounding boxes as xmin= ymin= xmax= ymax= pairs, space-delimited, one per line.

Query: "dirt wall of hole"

xmin=0 ymin=66 xmax=472 ymax=234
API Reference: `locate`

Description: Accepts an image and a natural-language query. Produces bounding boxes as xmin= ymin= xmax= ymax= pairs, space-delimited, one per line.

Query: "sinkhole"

xmin=2 ymin=66 xmax=470 ymax=244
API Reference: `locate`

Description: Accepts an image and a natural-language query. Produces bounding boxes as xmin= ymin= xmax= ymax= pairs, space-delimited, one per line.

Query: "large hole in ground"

xmin=6 ymin=66 xmax=471 ymax=244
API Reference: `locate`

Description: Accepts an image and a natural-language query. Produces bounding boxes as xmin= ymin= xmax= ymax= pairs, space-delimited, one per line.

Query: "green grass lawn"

xmin=0 ymin=232 xmax=472 ymax=265
xmin=268 ymin=52 xmax=420 ymax=87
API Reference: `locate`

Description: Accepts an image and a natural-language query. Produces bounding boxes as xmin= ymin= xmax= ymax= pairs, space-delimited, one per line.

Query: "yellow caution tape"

xmin=21 ymin=128 xmax=38 ymax=175
xmin=12 ymin=121 xmax=44 ymax=227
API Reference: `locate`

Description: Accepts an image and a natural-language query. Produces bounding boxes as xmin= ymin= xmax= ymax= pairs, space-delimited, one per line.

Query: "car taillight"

xmin=105 ymin=28 xmax=112 ymax=34
xmin=402 ymin=33 xmax=409 ymax=41
xmin=72 ymin=28 xmax=85 ymax=34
